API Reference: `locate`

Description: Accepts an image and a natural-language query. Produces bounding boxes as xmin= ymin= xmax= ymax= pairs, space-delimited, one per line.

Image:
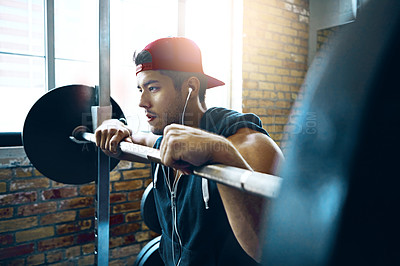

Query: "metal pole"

xmin=45 ymin=0 xmax=55 ymax=91
xmin=94 ymin=0 xmax=111 ymax=265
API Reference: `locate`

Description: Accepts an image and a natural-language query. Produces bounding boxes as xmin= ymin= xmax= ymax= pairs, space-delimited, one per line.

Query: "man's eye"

xmin=149 ymin=86 xmax=160 ymax=92
xmin=138 ymin=88 xmax=143 ymax=93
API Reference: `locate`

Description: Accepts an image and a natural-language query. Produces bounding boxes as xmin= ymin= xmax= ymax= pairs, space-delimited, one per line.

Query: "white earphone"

xmin=181 ymin=87 xmax=192 ymax=125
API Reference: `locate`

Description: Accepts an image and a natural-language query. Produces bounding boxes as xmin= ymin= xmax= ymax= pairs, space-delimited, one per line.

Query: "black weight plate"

xmin=23 ymin=84 xmax=125 ymax=184
xmin=134 ymin=236 xmax=163 ymax=266
xmin=141 ymin=182 xmax=162 ymax=234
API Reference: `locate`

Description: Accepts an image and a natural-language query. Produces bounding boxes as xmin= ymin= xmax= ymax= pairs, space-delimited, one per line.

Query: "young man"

xmin=95 ymin=37 xmax=284 ymax=265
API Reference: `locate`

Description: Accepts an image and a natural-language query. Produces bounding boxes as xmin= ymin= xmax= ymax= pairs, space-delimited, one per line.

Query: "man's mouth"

xmin=146 ymin=112 xmax=157 ymax=122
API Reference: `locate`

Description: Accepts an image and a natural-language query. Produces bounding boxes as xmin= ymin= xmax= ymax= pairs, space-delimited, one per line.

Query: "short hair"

xmin=134 ymin=50 xmax=207 ymax=103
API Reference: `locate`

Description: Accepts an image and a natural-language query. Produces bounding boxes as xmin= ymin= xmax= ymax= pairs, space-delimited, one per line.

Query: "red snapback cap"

xmin=136 ymin=37 xmax=225 ymax=89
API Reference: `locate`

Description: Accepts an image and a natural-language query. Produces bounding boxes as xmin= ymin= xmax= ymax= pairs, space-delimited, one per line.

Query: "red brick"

xmin=0 ymin=191 xmax=37 ymax=205
xmin=79 ymin=208 xmax=94 ymax=219
xmin=144 ymin=178 xmax=152 ymax=187
xmin=0 ymin=182 xmax=6 ymax=193
xmin=16 ymin=226 xmax=54 ymax=242
xmin=123 ymin=234 xmax=137 ymax=245
xmin=135 ymin=231 xmax=152 ymax=242
xmin=133 ymin=162 xmax=150 ymax=169
xmin=110 ymin=214 xmax=124 ymax=226
xmin=111 ymin=223 xmax=141 ymax=236
xmin=0 ymin=234 xmax=13 ymax=245
xmin=78 ymin=254 xmax=94 ymax=265
xmin=33 ymin=169 xmax=43 ymax=176
xmin=14 ymin=168 xmax=33 ymax=178
xmin=41 ymin=187 xmax=78 ymax=200
xmin=66 ymin=246 xmax=80 ymax=258
xmin=110 ymin=244 xmax=141 ymax=259
xmin=0 ymin=207 xmax=13 ymax=218
xmin=150 ymin=230 xmax=160 ymax=238
xmin=0 ymin=169 xmax=12 ymax=180
xmin=76 ymin=232 xmax=94 ymax=244
xmin=40 ymin=211 xmax=76 ymax=225
xmin=17 ymin=202 xmax=57 ymax=216
xmin=0 ymin=216 xmax=37 ymax=233
xmin=38 ymin=235 xmax=74 ymax=251
xmin=128 ymin=190 xmax=144 ymax=201
xmin=56 ymin=220 xmax=92 ymax=235
xmin=27 ymin=253 xmax=45 ymax=265
xmin=0 ymin=243 xmax=34 ymax=260
xmin=109 ymin=236 xmax=123 ymax=249
xmin=46 ymin=250 xmax=63 ymax=263
xmin=125 ymin=211 xmax=141 ymax=222
xmin=112 ymin=202 xmax=140 ymax=214
xmin=79 ymin=184 xmax=95 ymax=196
xmin=10 ymin=177 xmax=50 ymax=191
xmin=108 ymin=193 xmax=126 ymax=204
xmin=122 ymin=169 xmax=151 ymax=180
xmin=113 ymin=180 xmax=143 ymax=191
xmin=82 ymin=243 xmax=94 ymax=255
xmin=110 ymin=171 xmax=121 ymax=182
xmin=59 ymin=197 xmax=94 ymax=210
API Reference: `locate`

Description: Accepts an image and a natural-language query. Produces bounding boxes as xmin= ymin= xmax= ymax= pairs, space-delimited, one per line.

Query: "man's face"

xmin=137 ymin=70 xmax=185 ymax=135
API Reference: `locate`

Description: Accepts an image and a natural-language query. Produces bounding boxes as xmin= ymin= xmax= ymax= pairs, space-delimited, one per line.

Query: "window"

xmin=0 ymin=0 xmax=242 ymax=144
xmin=0 ymin=0 xmax=45 ymax=133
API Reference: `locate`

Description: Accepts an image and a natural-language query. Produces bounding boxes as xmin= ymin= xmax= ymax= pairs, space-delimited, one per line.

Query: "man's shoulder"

xmin=201 ymin=107 xmax=268 ymax=137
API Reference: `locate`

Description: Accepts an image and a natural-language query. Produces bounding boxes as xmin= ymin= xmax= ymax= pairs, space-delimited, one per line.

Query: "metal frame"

xmin=94 ymin=0 xmax=111 ymax=265
xmin=45 ymin=0 xmax=55 ymax=91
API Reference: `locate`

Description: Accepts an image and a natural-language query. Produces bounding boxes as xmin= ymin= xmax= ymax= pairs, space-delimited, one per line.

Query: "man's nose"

xmin=139 ymin=91 xmax=151 ymax=109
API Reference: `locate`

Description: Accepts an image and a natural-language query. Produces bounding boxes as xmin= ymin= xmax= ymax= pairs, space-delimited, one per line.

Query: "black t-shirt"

xmin=151 ymin=107 xmax=268 ymax=265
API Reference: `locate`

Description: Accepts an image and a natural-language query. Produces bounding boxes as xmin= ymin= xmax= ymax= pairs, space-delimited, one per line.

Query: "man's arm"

xmin=217 ymin=128 xmax=283 ymax=262
xmin=160 ymin=124 xmax=284 ymax=262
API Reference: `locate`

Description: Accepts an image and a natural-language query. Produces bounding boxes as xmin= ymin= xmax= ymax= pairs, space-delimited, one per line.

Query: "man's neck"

xmin=183 ymin=102 xmax=207 ymax=128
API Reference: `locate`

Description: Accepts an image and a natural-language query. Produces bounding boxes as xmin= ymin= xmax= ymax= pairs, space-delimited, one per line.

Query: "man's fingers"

xmin=94 ymin=119 xmax=131 ymax=155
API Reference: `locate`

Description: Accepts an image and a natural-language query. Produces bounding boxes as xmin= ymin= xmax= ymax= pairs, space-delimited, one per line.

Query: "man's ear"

xmin=187 ymin=76 xmax=201 ymax=97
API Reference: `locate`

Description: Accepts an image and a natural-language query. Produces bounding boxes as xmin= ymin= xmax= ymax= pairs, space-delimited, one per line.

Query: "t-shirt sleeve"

xmin=200 ymin=107 xmax=269 ymax=138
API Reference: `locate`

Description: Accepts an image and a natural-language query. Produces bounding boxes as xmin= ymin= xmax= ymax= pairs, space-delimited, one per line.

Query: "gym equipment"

xmin=23 ymin=84 xmax=124 ymax=184
xmin=141 ymin=182 xmax=162 ymax=234
xmin=134 ymin=236 xmax=163 ymax=266
xmin=262 ymin=0 xmax=400 ymax=265
xmin=22 ymin=83 xmax=282 ymax=198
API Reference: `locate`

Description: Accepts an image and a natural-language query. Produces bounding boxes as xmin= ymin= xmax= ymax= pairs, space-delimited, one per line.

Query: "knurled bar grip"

xmin=82 ymin=132 xmax=282 ymax=198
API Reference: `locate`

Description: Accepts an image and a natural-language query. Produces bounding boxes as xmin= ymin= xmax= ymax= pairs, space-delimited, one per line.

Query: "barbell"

xmin=22 ymin=84 xmax=282 ymax=198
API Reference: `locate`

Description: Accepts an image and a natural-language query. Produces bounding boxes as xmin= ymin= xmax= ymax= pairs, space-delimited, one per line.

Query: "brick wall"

xmin=0 ymin=150 xmax=156 ymax=265
xmin=242 ymin=0 xmax=310 ymax=150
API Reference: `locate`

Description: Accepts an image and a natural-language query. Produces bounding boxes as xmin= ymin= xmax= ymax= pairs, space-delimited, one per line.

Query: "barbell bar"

xmin=75 ymin=131 xmax=282 ymax=198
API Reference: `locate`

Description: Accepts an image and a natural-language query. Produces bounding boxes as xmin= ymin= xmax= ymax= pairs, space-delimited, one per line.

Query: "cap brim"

xmin=206 ymin=75 xmax=225 ymax=89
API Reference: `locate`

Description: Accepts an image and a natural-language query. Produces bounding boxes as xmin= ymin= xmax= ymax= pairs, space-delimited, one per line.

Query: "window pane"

xmin=0 ymin=0 xmax=45 ymax=56
xmin=110 ymin=0 xmax=178 ymax=133
xmin=185 ymin=0 xmax=232 ymax=109
xmin=0 ymin=54 xmax=45 ymax=132
xmin=54 ymin=0 xmax=98 ymax=62
xmin=55 ymin=59 xmax=98 ymax=88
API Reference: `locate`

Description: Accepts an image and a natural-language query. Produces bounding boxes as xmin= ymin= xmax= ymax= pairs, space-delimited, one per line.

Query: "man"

xmin=95 ymin=37 xmax=284 ymax=265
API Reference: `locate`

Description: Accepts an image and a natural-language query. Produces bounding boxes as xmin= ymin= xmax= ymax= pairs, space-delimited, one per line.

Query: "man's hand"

xmin=159 ymin=124 xmax=234 ymax=171
xmin=95 ymin=119 xmax=132 ymax=158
